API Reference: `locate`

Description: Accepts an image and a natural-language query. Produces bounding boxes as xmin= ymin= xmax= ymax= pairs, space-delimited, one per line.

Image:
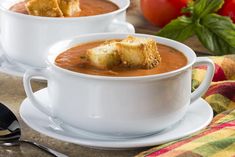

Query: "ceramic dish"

xmin=20 ymin=88 xmax=213 ymax=149
xmin=23 ymin=33 xmax=215 ymax=139
xmin=0 ymin=0 xmax=135 ymax=67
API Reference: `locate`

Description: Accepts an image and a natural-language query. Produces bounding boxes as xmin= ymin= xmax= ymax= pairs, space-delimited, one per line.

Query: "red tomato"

xmin=218 ymin=0 xmax=235 ymax=23
xmin=140 ymin=0 xmax=190 ymax=27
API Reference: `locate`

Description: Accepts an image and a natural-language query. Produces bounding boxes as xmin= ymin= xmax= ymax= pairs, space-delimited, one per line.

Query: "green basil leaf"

xmin=195 ymin=17 xmax=235 ymax=55
xmin=181 ymin=1 xmax=194 ymax=14
xmin=193 ymin=0 xmax=224 ymax=20
xmin=202 ymin=14 xmax=235 ymax=47
xmin=157 ymin=16 xmax=194 ymax=42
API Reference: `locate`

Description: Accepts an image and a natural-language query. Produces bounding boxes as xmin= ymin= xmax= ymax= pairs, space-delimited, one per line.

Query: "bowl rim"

xmin=0 ymin=0 xmax=130 ymax=21
xmin=47 ymin=33 xmax=197 ymax=81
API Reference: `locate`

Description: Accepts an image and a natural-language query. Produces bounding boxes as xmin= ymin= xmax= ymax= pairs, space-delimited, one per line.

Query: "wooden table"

xmin=0 ymin=1 xmax=209 ymax=157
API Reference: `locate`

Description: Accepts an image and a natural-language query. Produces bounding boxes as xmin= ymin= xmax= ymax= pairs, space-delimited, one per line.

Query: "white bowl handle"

xmin=108 ymin=19 xmax=135 ymax=33
xmin=191 ymin=57 xmax=215 ymax=103
xmin=23 ymin=69 xmax=52 ymax=116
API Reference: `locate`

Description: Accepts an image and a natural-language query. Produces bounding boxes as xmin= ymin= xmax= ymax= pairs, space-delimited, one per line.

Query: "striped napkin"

xmin=193 ymin=55 xmax=235 ymax=114
xmin=136 ymin=55 xmax=235 ymax=157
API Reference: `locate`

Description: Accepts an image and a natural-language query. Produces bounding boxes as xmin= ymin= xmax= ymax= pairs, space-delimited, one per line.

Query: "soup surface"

xmin=55 ymin=40 xmax=188 ymax=77
xmin=10 ymin=0 xmax=119 ymax=17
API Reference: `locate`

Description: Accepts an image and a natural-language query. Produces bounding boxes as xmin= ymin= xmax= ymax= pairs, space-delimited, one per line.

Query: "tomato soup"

xmin=55 ymin=40 xmax=188 ymax=77
xmin=10 ymin=0 xmax=119 ymax=17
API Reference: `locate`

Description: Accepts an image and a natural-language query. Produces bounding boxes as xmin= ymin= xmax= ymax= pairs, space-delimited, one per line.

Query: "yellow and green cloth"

xmin=193 ymin=55 xmax=235 ymax=114
xmin=136 ymin=55 xmax=235 ymax=157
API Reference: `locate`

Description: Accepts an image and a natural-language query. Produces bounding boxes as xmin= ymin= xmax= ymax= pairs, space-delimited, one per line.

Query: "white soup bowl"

xmin=23 ymin=33 xmax=215 ymax=138
xmin=0 ymin=0 xmax=134 ymax=67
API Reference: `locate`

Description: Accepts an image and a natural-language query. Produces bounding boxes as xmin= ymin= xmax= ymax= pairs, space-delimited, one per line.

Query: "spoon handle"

xmin=20 ymin=139 xmax=68 ymax=157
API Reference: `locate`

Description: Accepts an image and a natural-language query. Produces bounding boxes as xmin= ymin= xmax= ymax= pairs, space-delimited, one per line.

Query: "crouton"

xmin=58 ymin=0 xmax=80 ymax=16
xmin=116 ymin=36 xmax=161 ymax=69
xmin=26 ymin=0 xmax=63 ymax=17
xmin=87 ymin=42 xmax=121 ymax=69
xmin=87 ymin=36 xmax=161 ymax=70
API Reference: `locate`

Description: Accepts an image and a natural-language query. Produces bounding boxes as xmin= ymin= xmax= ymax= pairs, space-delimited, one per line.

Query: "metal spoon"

xmin=0 ymin=102 xmax=68 ymax=157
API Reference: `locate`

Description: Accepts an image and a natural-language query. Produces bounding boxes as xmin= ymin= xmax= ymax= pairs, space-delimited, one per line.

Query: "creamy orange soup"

xmin=55 ymin=40 xmax=188 ymax=77
xmin=10 ymin=0 xmax=119 ymax=17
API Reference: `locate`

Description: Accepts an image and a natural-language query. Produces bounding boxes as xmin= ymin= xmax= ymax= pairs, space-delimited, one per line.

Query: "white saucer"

xmin=0 ymin=43 xmax=45 ymax=79
xmin=20 ymin=88 xmax=213 ymax=149
xmin=0 ymin=44 xmax=40 ymax=77
xmin=0 ymin=51 xmax=26 ymax=77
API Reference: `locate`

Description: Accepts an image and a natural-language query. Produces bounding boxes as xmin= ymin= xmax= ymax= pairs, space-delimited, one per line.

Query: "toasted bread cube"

xmin=58 ymin=0 xmax=81 ymax=16
xmin=116 ymin=36 xmax=161 ymax=69
xmin=87 ymin=42 xmax=121 ymax=69
xmin=26 ymin=0 xmax=63 ymax=17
